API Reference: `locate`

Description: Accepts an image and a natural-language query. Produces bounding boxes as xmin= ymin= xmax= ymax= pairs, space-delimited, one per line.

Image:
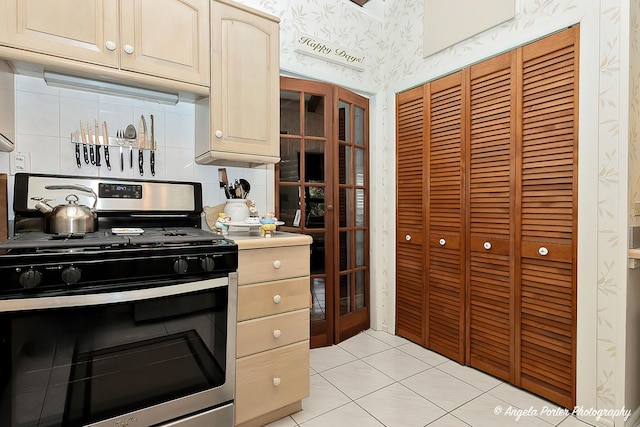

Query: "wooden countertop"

xmin=227 ymin=231 xmax=312 ymax=250
xmin=629 ymin=248 xmax=640 ymax=259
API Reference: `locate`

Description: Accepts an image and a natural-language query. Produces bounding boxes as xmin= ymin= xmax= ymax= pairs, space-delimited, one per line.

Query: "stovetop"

xmin=0 ymin=227 xmax=227 ymax=253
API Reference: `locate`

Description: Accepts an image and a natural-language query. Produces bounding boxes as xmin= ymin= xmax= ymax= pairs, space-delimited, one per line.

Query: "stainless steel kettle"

xmin=32 ymin=184 xmax=98 ymax=234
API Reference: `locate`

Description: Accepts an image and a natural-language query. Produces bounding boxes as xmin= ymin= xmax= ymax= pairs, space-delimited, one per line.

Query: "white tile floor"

xmin=266 ymin=329 xmax=595 ymax=427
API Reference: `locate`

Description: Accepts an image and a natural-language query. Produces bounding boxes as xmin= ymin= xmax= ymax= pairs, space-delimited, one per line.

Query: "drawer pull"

xmin=538 ymin=246 xmax=549 ymax=256
xmin=105 ymin=40 xmax=116 ymax=51
xmin=483 ymin=241 xmax=492 ymax=250
xmin=405 ymin=234 xmax=411 ymax=241
xmin=273 ymin=377 xmax=281 ymax=387
xmin=273 ymin=260 xmax=282 ymax=269
xmin=123 ymin=44 xmax=134 ymax=54
xmin=273 ymin=294 xmax=281 ymax=304
xmin=439 ymin=238 xmax=446 ymax=246
xmin=273 ymin=329 xmax=281 ymax=339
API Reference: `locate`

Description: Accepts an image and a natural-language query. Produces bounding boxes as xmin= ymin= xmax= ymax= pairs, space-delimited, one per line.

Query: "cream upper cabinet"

xmin=195 ymin=0 xmax=280 ymax=167
xmin=0 ymin=0 xmax=209 ymax=86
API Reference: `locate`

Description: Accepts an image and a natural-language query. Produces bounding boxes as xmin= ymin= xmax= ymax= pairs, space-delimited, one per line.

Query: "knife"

xmin=102 ymin=121 xmax=111 ymax=170
xmin=80 ymin=121 xmax=89 ymax=164
xmin=138 ymin=115 xmax=146 ymax=176
xmin=74 ymin=130 xmax=81 ymax=168
xmin=88 ymin=124 xmax=95 ymax=165
xmin=94 ymin=120 xmax=101 ymax=167
xmin=150 ymin=114 xmax=155 ymax=176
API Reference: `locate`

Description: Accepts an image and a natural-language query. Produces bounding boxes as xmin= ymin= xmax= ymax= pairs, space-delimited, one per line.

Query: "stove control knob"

xmin=61 ymin=266 xmax=82 ymax=285
xmin=201 ymin=256 xmax=215 ymax=272
xmin=19 ymin=268 xmax=42 ymax=289
xmin=174 ymin=258 xmax=189 ymax=274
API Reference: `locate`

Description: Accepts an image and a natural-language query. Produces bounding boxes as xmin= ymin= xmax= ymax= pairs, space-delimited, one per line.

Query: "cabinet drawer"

xmin=237 ymin=309 xmax=309 ymax=358
xmin=236 ymin=341 xmax=309 ymax=425
xmin=238 ymin=246 xmax=310 ymax=284
xmin=237 ymin=277 xmax=309 ymax=321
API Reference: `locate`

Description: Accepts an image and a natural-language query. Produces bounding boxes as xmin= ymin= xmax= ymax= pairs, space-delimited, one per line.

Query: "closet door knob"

xmin=538 ymin=246 xmax=549 ymax=256
xmin=273 ymin=377 xmax=281 ymax=387
xmin=123 ymin=44 xmax=134 ymax=54
xmin=273 ymin=329 xmax=281 ymax=339
xmin=273 ymin=260 xmax=281 ymax=269
xmin=483 ymin=241 xmax=492 ymax=250
xmin=439 ymin=238 xmax=446 ymax=246
xmin=273 ymin=294 xmax=281 ymax=304
xmin=215 ymin=130 xmax=223 ymax=138
xmin=105 ymin=40 xmax=116 ymax=51
xmin=405 ymin=234 xmax=411 ymax=241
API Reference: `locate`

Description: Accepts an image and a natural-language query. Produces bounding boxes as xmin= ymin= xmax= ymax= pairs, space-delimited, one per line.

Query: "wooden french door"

xmin=278 ymin=77 xmax=370 ymax=347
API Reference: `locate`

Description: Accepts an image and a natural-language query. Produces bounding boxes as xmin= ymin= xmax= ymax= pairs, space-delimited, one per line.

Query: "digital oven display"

xmin=98 ymin=183 xmax=143 ymax=199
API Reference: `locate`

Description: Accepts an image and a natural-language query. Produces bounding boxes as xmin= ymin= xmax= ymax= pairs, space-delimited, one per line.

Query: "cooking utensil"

xmin=74 ymin=130 xmax=81 ymax=168
xmin=31 ymin=184 xmax=98 ymax=234
xmin=138 ymin=115 xmax=146 ymax=176
xmin=125 ymin=124 xmax=136 ymax=168
xmin=238 ymin=179 xmax=251 ymax=198
xmin=116 ymin=129 xmax=125 ymax=171
xmin=87 ymin=124 xmax=95 ymax=165
xmin=94 ymin=120 xmax=101 ymax=167
xmin=102 ymin=121 xmax=111 ymax=170
xmin=80 ymin=121 xmax=89 ymax=164
xmin=218 ymin=168 xmax=231 ymax=199
xmin=150 ymin=114 xmax=155 ymax=176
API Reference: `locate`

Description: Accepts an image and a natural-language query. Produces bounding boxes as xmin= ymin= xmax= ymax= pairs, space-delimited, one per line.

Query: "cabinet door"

xmin=517 ymin=26 xmax=577 ymax=409
xmin=395 ymin=86 xmax=426 ymax=345
xmin=425 ymin=72 xmax=465 ymax=363
xmin=210 ymin=0 xmax=279 ymax=158
xmin=120 ymin=0 xmax=209 ymax=86
xmin=466 ymin=51 xmax=516 ymax=382
xmin=0 ymin=0 xmax=118 ymax=66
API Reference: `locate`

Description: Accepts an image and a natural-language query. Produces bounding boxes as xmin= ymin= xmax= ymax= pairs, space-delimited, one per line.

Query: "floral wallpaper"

xmin=233 ymin=0 xmax=634 ymax=423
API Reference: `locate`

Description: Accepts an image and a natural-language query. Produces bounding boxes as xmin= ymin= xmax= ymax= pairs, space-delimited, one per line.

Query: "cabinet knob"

xmin=105 ymin=40 xmax=116 ymax=51
xmin=483 ymin=241 xmax=492 ymax=250
xmin=123 ymin=44 xmax=134 ymax=54
xmin=273 ymin=329 xmax=281 ymax=339
xmin=215 ymin=130 xmax=223 ymax=138
xmin=538 ymin=246 xmax=549 ymax=256
xmin=273 ymin=260 xmax=281 ymax=269
xmin=439 ymin=238 xmax=446 ymax=246
xmin=273 ymin=377 xmax=281 ymax=387
xmin=405 ymin=234 xmax=411 ymax=241
xmin=273 ymin=294 xmax=281 ymax=304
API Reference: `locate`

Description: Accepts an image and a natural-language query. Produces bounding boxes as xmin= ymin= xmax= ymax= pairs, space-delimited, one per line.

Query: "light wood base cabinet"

xmin=234 ymin=233 xmax=312 ymax=427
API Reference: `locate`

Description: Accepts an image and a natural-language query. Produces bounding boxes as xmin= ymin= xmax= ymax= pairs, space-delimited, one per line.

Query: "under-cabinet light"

xmin=43 ymin=71 xmax=179 ymax=105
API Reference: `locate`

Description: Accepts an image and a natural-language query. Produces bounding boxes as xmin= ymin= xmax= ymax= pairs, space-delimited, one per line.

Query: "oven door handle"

xmin=0 ymin=275 xmax=235 ymax=312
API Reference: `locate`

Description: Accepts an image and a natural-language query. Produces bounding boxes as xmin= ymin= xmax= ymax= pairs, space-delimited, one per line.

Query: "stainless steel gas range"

xmin=0 ymin=173 xmax=238 ymax=427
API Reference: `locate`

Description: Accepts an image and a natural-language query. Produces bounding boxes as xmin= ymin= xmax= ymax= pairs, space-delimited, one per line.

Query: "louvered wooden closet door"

xmin=396 ymin=86 xmax=426 ymax=345
xmin=467 ymin=52 xmax=516 ymax=382
xmin=426 ymin=72 xmax=465 ymax=363
xmin=517 ymin=26 xmax=578 ymax=408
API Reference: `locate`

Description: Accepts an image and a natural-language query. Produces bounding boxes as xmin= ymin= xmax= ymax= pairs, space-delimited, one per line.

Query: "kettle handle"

xmin=45 ymin=184 xmax=97 ymax=209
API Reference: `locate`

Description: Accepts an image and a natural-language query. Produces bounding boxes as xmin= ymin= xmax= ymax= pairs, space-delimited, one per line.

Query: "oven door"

xmin=0 ymin=274 xmax=237 ymax=427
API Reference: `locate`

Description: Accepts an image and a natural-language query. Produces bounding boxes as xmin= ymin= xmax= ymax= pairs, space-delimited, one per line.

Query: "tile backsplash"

xmin=0 ymin=75 xmax=274 ymax=226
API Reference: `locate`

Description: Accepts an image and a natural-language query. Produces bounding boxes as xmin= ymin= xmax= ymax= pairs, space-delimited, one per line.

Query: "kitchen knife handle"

xmin=138 ymin=149 xmax=144 ymax=176
xmin=75 ymin=143 xmax=81 ymax=168
xmin=95 ymin=144 xmax=101 ymax=167
xmin=150 ymin=151 xmax=155 ymax=176
xmin=83 ymin=144 xmax=89 ymax=164
xmin=120 ymin=148 xmax=124 ymax=172
xmin=104 ymin=146 xmax=111 ymax=170
xmin=130 ymin=146 xmax=133 ymax=168
xmin=89 ymin=144 xmax=95 ymax=165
